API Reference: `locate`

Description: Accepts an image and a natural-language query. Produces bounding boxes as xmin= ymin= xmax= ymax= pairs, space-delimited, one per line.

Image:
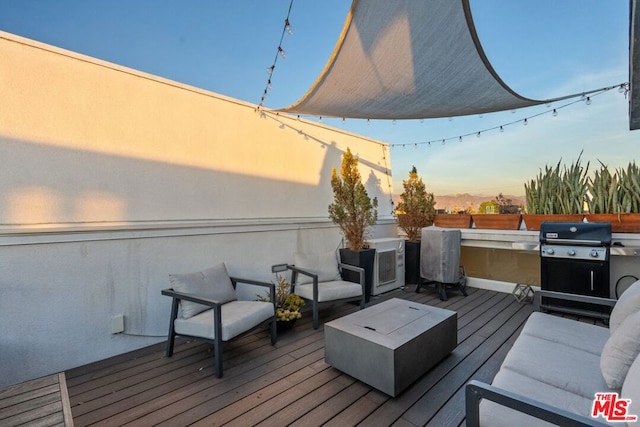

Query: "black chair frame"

xmin=273 ymin=263 xmax=365 ymax=329
xmin=162 ymin=277 xmax=276 ymax=378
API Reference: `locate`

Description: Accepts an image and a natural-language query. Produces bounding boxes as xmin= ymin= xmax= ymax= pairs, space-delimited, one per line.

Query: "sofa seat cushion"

xmin=294 ymin=280 xmax=362 ymax=302
xmin=500 ymin=334 xmax=611 ymax=398
xmin=480 ymin=368 xmax=605 ymax=427
xmin=521 ymin=311 xmax=610 ymax=356
xmin=174 ymin=300 xmax=274 ymax=341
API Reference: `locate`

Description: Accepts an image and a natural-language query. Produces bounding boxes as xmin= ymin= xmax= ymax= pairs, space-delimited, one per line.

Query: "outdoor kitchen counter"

xmin=457 ymin=228 xmax=640 ymax=256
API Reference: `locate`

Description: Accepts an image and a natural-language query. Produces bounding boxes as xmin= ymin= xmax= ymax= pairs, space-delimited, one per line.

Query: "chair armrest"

xmin=465 ymin=380 xmax=608 ymax=427
xmin=231 ymin=277 xmax=276 ymax=302
xmin=338 ymin=263 xmax=365 ymax=288
xmin=161 ymin=288 xmax=222 ymax=307
xmin=286 ymin=265 xmax=319 ymax=283
xmin=533 ymin=290 xmax=617 ymax=312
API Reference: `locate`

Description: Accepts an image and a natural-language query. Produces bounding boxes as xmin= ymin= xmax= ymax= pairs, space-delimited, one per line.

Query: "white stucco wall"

xmin=0 ymin=31 xmax=396 ymax=387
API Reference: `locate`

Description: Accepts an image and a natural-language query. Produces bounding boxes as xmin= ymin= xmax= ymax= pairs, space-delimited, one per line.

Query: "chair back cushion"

xmin=169 ymin=262 xmax=237 ymax=319
xmin=294 ymin=251 xmax=342 ymax=284
xmin=601 ymin=310 xmax=640 ymax=389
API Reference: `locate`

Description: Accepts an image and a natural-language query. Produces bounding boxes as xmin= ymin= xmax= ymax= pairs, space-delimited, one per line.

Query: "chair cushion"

xmin=601 ymin=310 xmax=640 ymax=389
xmin=174 ymin=300 xmax=274 ymax=341
xmin=610 ymin=279 xmax=640 ymax=335
xmin=294 ymin=251 xmax=342 ymax=285
xmin=294 ymin=280 xmax=362 ymax=302
xmin=169 ymin=262 xmax=237 ymax=319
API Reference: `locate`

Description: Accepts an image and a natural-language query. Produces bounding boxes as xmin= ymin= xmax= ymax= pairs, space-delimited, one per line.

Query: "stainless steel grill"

xmin=539 ymin=222 xmax=612 ymax=318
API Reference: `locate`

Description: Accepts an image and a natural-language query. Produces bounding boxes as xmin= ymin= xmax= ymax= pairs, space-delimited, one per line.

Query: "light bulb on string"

xmin=500 ymin=126 xmax=504 ymax=133
xmin=266 ymin=65 xmax=275 ymax=74
xmin=342 ymin=117 xmax=346 ymax=124
xmin=619 ymin=84 xmax=626 ymax=93
xmin=523 ymin=118 xmax=528 ymax=126
xmin=459 ymin=136 xmax=462 ymax=142
xmin=267 ymin=79 xmax=272 ymax=90
xmin=392 ymin=119 xmax=396 ymax=125
xmin=318 ymin=116 xmax=322 ymax=122
xmin=585 ymin=97 xmax=592 ymax=105
xmin=367 ymin=119 xmax=370 ymax=125
xmin=278 ymin=46 xmax=286 ymax=59
xmin=476 ymin=132 xmax=481 ymax=138
xmin=552 ymin=109 xmax=558 ymax=117
xmin=285 ymin=18 xmax=293 ymax=35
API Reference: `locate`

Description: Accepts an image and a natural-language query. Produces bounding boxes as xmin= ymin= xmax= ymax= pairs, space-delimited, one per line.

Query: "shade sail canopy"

xmin=279 ymin=0 xmax=562 ymax=119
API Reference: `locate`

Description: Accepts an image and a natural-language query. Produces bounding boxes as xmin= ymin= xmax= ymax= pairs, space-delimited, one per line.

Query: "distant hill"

xmin=393 ymin=193 xmax=525 ymax=213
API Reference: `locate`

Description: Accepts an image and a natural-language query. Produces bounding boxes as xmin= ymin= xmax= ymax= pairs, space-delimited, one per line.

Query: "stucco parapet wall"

xmin=0 ymin=218 xmax=397 ymax=246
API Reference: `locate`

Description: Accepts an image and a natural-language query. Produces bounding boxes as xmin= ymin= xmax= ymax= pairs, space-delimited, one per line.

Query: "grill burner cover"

xmin=539 ymin=222 xmax=612 ymax=246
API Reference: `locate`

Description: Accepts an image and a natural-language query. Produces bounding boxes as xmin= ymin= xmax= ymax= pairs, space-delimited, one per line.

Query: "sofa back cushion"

xmin=601 ymin=310 xmax=640 ymax=389
xmin=169 ymin=262 xmax=237 ymax=319
xmin=610 ymin=279 xmax=640 ymax=335
xmin=622 ymin=354 xmax=640 ymax=421
xmin=294 ymin=251 xmax=342 ymax=285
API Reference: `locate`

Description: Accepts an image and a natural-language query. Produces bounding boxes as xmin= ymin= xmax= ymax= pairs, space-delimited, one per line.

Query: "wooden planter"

xmin=584 ymin=213 xmax=640 ymax=233
xmin=472 ymin=214 xmax=522 ymax=230
xmin=434 ymin=214 xmax=472 ymax=229
xmin=522 ymin=214 xmax=584 ymax=231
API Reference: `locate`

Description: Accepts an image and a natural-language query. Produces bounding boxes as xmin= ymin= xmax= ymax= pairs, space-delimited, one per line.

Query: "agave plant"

xmin=587 ymin=161 xmax=620 ymax=214
xmin=617 ymin=161 xmax=640 ymax=213
xmin=525 ymin=153 xmax=588 ymax=214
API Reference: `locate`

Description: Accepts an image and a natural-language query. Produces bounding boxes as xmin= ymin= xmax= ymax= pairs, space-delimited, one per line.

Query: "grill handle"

xmin=590 ymin=270 xmax=594 ymax=292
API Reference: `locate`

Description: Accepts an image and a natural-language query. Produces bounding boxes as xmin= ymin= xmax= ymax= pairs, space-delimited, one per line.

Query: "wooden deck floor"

xmin=65 ymin=286 xmax=535 ymax=426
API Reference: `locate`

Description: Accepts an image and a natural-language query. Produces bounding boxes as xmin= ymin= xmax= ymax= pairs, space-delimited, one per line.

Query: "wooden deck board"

xmin=0 ymin=373 xmax=74 ymax=427
xmin=65 ymin=287 xmax=536 ymax=426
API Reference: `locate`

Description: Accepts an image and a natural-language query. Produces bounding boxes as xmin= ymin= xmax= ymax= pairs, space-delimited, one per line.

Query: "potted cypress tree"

xmin=395 ymin=166 xmax=435 ymax=285
xmin=328 ymin=148 xmax=378 ymax=302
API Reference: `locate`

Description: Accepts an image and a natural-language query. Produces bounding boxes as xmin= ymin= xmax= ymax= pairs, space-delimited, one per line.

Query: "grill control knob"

xmin=545 ymin=248 xmax=555 ymax=255
xmin=567 ymin=249 xmax=576 ymax=256
xmin=590 ymin=250 xmax=600 ymax=258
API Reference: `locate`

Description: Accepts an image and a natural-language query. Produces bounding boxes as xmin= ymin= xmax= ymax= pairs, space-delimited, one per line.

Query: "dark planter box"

xmin=404 ymin=240 xmax=421 ymax=285
xmin=339 ymin=247 xmax=375 ymax=303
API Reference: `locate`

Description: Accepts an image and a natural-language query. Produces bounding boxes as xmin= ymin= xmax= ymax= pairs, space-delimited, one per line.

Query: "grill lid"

xmin=539 ymin=222 xmax=612 ymax=246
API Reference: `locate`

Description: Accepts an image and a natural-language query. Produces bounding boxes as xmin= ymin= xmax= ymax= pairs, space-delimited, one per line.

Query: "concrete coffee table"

xmin=324 ymin=298 xmax=457 ymax=396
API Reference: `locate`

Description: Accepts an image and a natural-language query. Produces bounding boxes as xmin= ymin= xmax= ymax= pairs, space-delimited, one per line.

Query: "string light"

xmin=257 ymin=0 xmax=295 ymax=109
xmin=385 ymin=82 xmax=627 ymax=150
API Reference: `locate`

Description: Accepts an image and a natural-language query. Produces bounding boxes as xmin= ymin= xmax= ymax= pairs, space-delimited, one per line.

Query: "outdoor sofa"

xmin=466 ymin=280 xmax=640 ymax=426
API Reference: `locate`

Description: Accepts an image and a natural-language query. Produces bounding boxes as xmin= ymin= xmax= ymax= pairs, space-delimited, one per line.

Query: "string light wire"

xmin=258 ymin=0 xmax=295 ymax=109
xmin=388 ymin=83 xmax=628 ymax=149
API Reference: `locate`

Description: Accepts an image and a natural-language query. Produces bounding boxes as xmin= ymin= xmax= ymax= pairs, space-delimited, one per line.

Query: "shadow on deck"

xmin=65 ymin=286 xmax=535 ymax=426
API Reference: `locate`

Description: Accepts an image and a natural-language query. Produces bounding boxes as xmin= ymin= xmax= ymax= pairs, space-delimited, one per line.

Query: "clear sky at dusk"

xmin=0 ymin=0 xmax=635 ymax=197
